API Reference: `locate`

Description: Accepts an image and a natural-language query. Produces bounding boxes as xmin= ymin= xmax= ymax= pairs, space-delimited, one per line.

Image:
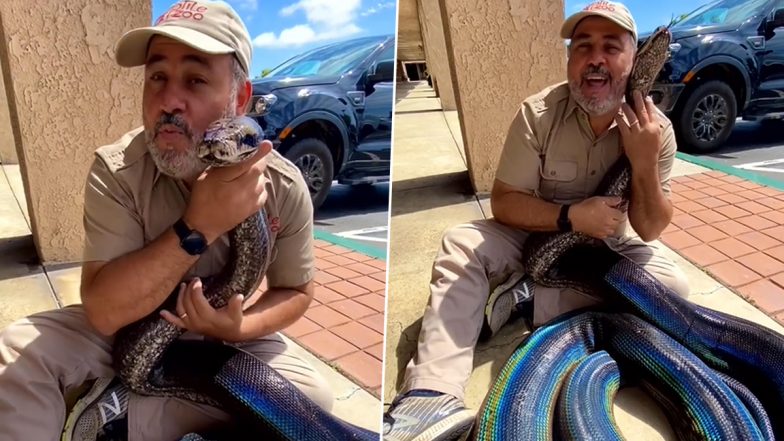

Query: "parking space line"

xmin=334 ymin=226 xmax=389 ymax=243
xmin=735 ymin=158 xmax=784 ymax=173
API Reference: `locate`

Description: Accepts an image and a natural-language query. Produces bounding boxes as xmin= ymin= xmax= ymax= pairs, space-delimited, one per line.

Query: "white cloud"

xmin=252 ymin=0 xmax=363 ymax=48
xmin=361 ymin=1 xmax=395 ymax=17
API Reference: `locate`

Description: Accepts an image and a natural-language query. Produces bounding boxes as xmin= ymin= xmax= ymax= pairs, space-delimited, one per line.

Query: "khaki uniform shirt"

xmin=495 ymin=82 xmax=677 ymax=236
xmin=82 ymin=127 xmax=313 ymax=288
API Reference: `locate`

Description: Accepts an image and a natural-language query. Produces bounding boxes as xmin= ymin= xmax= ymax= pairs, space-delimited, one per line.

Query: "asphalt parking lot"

xmin=314 ymin=182 xmax=390 ymax=252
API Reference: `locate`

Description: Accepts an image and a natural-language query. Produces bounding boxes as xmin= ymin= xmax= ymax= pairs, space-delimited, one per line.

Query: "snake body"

xmin=112 ymin=116 xmax=378 ymax=440
xmin=472 ymin=27 xmax=784 ymax=439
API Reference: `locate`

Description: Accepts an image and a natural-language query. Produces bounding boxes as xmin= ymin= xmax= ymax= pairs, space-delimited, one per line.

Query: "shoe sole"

xmin=480 ymin=273 xmax=526 ymax=340
xmin=409 ymin=410 xmax=475 ymax=441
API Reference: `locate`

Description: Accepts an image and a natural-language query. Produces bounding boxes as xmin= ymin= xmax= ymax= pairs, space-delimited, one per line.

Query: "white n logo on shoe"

xmin=98 ymin=391 xmax=122 ymax=424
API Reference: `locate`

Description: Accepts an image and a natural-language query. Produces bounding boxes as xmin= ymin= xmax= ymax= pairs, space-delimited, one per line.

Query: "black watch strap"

xmin=173 ymin=218 xmax=208 ymax=255
xmin=557 ymin=204 xmax=572 ymax=232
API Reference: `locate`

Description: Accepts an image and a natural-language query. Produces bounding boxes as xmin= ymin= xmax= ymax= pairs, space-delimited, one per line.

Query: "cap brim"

xmin=115 ymin=26 xmax=235 ymax=68
xmin=560 ymin=11 xmax=633 ymax=40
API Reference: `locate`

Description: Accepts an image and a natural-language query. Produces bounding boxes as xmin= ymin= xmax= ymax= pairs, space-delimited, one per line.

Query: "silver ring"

xmin=630 ymin=120 xmax=640 ymax=126
xmin=179 ymin=312 xmax=188 ymax=319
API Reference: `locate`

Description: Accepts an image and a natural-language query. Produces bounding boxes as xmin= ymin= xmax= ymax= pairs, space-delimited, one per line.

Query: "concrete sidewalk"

xmin=0 ymin=162 xmax=382 ymax=433
xmin=384 ymin=81 xmax=784 ymax=439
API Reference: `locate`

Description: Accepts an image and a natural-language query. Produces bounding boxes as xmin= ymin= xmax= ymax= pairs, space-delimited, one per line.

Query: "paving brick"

xmin=355 ymin=293 xmax=386 ymax=312
xmin=342 ymin=251 xmax=376 ymax=262
xmin=369 ymin=271 xmax=387 ymax=283
xmin=678 ymin=244 xmax=729 ymax=267
xmin=735 ymin=201 xmax=770 ymax=215
xmin=323 ymin=254 xmax=357 ymax=266
xmin=686 ymin=225 xmax=727 ymax=243
xmin=314 ymin=271 xmax=341 ymax=285
xmin=329 ymin=299 xmax=376 ymax=320
xmin=703 ymin=177 xmax=728 ymax=187
xmin=323 ymin=244 xmax=352 ymax=255
xmin=694 ymin=197 xmax=728 ymax=209
xmin=737 ymin=252 xmax=784 ymax=277
xmin=736 ymin=215 xmax=778 ymax=231
xmin=719 ymin=175 xmax=746 ymax=184
xmin=699 ymin=186 xmax=728 ymax=197
xmin=683 ymin=180 xmax=711 ymax=190
xmin=736 ymin=231 xmax=782 ymax=251
xmin=757 ymin=197 xmax=784 ymax=211
xmin=366 ymin=343 xmax=384 ymax=361
xmin=738 ymin=181 xmax=763 ymax=190
xmin=283 ymin=317 xmax=321 ymax=338
xmin=671 ymin=182 xmax=690 ymax=193
xmin=756 ymin=186 xmax=783 ymax=197
xmin=315 ymin=258 xmax=338 ymax=270
xmin=367 ymin=259 xmax=388 ymax=271
xmin=691 ymin=210 xmax=729 ymax=224
xmin=326 ymin=280 xmax=371 ymax=297
xmin=738 ymin=189 xmax=767 ymax=200
xmin=736 ymin=279 xmax=784 ymax=314
xmin=681 ymin=189 xmax=709 ymax=200
xmin=760 ymin=210 xmax=784 ymax=225
xmin=661 ymin=230 xmax=701 ymax=249
xmin=763 ymin=225 xmax=784 ymax=242
xmin=314 ymin=239 xmax=332 ymax=247
xmin=671 ymin=213 xmax=704 ymax=230
xmin=335 ymin=351 xmax=382 ymax=388
xmin=304 ymin=304 xmax=352 ymax=328
xmin=716 ymin=193 xmax=748 ymax=204
xmin=314 ymin=247 xmax=335 ymax=259
xmin=709 ymin=237 xmax=756 ymax=259
xmin=345 ymin=261 xmax=380 ymax=275
xmin=313 ymin=284 xmax=345 ymax=304
xmin=717 ymin=183 xmax=746 ymax=194
xmin=765 ymin=245 xmax=784 ymax=263
xmin=324 ymin=266 xmax=363 ymax=280
xmin=712 ymin=219 xmax=753 ymax=236
xmin=772 ymin=272 xmax=784 ymax=289
xmin=705 ymin=171 xmax=727 ymax=178
xmin=359 ymin=313 xmax=386 ymax=334
xmin=706 ymin=260 xmax=762 ymax=288
xmin=675 ymin=200 xmax=707 ymax=213
xmin=670 ymin=193 xmax=686 ymax=203
xmin=299 ymin=330 xmax=357 ymax=361
xmin=331 ymin=321 xmax=383 ymax=349
xmin=349 ymin=275 xmax=387 ymax=292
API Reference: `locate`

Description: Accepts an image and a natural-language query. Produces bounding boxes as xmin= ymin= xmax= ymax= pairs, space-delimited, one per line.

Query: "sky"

xmin=565 ymin=0 xmax=711 ymax=35
xmin=150 ymin=0 xmax=398 ymax=79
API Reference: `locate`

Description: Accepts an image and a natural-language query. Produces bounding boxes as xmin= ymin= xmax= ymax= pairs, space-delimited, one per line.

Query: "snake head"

xmin=625 ymin=25 xmax=671 ymax=112
xmin=198 ymin=116 xmax=264 ymax=167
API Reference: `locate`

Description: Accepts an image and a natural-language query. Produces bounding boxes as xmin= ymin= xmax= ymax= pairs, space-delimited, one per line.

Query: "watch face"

xmin=182 ymin=233 xmax=207 ymax=255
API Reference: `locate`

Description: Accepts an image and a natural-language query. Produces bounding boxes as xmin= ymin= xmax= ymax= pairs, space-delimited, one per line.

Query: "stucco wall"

xmin=417 ymin=0 xmax=456 ymax=110
xmin=440 ymin=0 xmax=566 ymax=193
xmin=397 ymin=0 xmax=425 ymax=65
xmin=0 ymin=1 xmax=148 ymax=263
xmin=0 ymin=61 xmax=16 ymax=164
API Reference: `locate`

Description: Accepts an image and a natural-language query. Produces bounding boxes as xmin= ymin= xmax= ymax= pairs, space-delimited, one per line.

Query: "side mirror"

xmin=367 ymin=59 xmax=394 ymax=85
xmin=769 ymin=8 xmax=784 ymax=29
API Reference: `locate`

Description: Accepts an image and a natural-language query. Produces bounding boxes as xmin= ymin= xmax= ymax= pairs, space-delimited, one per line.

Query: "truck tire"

xmin=675 ymin=80 xmax=737 ymax=153
xmin=284 ymin=138 xmax=334 ymax=210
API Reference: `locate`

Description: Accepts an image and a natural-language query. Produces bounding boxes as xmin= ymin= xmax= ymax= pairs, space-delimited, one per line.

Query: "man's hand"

xmin=160 ymin=277 xmax=246 ymax=342
xmin=569 ymin=196 xmax=624 ymax=239
xmin=615 ymin=90 xmax=661 ymax=172
xmin=183 ymin=140 xmax=273 ymax=244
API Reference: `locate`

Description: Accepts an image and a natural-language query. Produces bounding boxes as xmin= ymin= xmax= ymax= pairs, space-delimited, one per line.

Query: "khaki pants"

xmin=0 ymin=305 xmax=334 ymax=441
xmin=402 ymin=219 xmax=689 ymax=401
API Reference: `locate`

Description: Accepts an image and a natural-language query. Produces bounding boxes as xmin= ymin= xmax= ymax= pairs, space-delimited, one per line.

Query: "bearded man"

xmin=0 ymin=2 xmax=333 ymax=440
xmin=383 ymin=2 xmax=689 ymax=440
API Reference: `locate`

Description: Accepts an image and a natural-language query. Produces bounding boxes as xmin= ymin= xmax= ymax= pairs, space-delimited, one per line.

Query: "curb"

xmin=676 ymin=152 xmax=784 ymax=191
xmin=314 ymin=229 xmax=387 ymax=260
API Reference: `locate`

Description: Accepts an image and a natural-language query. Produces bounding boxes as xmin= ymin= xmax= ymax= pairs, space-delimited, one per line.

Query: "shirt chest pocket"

xmin=539 ymin=159 xmax=579 ymax=203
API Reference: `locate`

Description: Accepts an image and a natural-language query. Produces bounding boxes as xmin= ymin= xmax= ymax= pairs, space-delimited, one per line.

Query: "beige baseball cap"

xmin=115 ymin=0 xmax=252 ymax=73
xmin=560 ymin=0 xmax=637 ymax=43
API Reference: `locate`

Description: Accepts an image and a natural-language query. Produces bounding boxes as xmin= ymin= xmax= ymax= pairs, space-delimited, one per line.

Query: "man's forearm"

xmin=492 ymin=189 xmax=561 ymax=231
xmin=82 ymin=228 xmax=198 ymax=335
xmin=237 ymin=281 xmax=314 ymax=341
xmin=629 ymin=165 xmax=672 ymax=241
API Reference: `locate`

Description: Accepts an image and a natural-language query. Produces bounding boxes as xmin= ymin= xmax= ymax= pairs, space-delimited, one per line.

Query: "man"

xmin=0 ymin=1 xmax=333 ymax=440
xmin=383 ymin=2 xmax=689 ymax=440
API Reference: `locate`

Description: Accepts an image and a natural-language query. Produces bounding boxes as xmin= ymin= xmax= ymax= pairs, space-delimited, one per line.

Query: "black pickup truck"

xmin=248 ymin=35 xmax=395 ymax=209
xmin=648 ymin=0 xmax=784 ymax=152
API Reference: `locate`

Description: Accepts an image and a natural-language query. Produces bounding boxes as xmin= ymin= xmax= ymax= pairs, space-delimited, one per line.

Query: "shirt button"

xmin=550 ymin=171 xmax=556 ymax=176
xmin=590 ymin=170 xmax=596 ymax=176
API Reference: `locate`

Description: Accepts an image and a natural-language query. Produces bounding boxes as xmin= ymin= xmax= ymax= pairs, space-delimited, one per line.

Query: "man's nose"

xmin=159 ymin=82 xmax=186 ymax=114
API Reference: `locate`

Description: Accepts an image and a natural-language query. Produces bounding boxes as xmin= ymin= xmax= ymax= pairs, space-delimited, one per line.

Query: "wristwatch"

xmin=173 ymin=218 xmax=208 ymax=255
xmin=557 ymin=204 xmax=572 ymax=232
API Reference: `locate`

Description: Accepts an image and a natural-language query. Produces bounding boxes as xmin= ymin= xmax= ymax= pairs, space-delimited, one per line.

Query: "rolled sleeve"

xmin=82 ymin=158 xmax=144 ymax=263
xmin=494 ymin=104 xmax=543 ymax=195
xmin=265 ymin=172 xmax=314 ymax=289
xmin=657 ymin=117 xmax=677 ymax=197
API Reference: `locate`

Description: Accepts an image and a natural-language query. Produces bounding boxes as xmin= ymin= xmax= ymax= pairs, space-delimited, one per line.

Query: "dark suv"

xmin=648 ymin=0 xmax=784 ymax=152
xmin=248 ymin=35 xmax=395 ymax=209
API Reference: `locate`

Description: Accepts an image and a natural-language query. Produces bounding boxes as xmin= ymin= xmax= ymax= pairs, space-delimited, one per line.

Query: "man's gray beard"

xmin=568 ymin=72 xmax=629 ymax=117
xmin=145 ymin=98 xmax=237 ymax=181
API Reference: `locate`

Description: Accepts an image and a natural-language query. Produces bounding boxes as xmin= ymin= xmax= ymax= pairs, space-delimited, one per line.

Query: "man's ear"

xmin=237 ymin=79 xmax=252 ymax=115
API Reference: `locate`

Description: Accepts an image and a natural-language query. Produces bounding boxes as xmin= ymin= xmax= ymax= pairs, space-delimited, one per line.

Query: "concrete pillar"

xmin=417 ymin=0 xmax=456 ymax=110
xmin=439 ymin=0 xmax=566 ymax=193
xmin=0 ymin=59 xmax=16 ymax=164
xmin=0 ymin=1 xmax=148 ymax=263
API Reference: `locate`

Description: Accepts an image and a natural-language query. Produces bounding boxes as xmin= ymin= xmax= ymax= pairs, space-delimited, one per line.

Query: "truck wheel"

xmin=284 ymin=138 xmax=334 ymax=210
xmin=675 ymin=80 xmax=737 ymax=153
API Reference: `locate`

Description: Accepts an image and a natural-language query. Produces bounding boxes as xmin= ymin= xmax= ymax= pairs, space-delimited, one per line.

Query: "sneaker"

xmin=62 ymin=377 xmax=129 ymax=441
xmin=383 ymin=390 xmax=475 ymax=441
xmin=480 ymin=273 xmax=535 ymax=340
